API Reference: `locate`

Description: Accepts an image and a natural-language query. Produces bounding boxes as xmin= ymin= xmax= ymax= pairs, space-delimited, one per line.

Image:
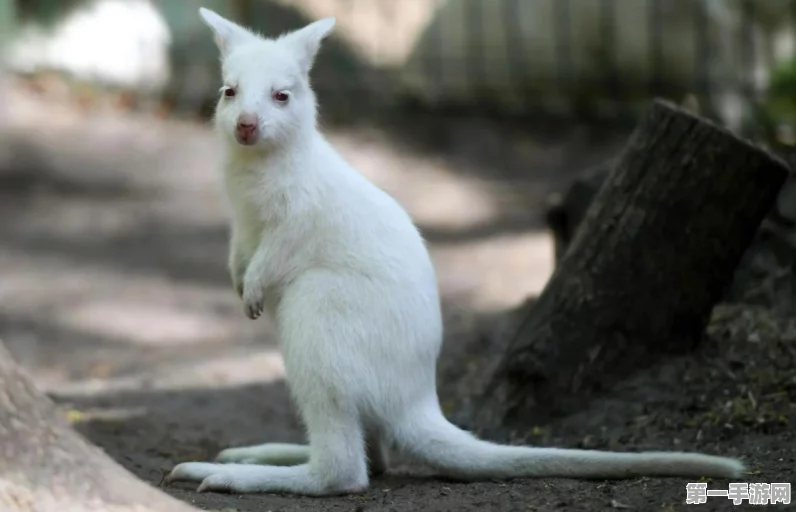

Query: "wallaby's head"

xmin=198 ymin=7 xmax=335 ymax=149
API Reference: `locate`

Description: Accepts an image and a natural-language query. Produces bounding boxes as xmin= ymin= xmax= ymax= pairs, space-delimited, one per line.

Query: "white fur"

xmin=167 ymin=8 xmax=745 ymax=497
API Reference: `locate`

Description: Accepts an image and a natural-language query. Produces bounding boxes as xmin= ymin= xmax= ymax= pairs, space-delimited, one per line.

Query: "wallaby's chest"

xmin=225 ymin=164 xmax=287 ymax=214
xmin=223 ymin=167 xmax=301 ymax=260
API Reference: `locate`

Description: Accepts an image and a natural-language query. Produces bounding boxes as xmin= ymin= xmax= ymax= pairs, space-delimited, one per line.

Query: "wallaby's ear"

xmin=280 ymin=18 xmax=336 ymax=75
xmin=199 ymin=7 xmax=257 ymax=57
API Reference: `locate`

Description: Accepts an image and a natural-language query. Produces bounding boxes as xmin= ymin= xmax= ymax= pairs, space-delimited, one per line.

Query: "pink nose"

xmin=235 ymin=113 xmax=259 ymax=143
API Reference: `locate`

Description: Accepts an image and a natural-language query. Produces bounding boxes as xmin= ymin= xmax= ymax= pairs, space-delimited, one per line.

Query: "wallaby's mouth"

xmin=235 ymin=131 xmax=259 ymax=146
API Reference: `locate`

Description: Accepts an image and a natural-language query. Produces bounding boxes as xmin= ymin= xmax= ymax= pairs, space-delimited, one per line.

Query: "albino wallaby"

xmin=166 ymin=8 xmax=745 ymax=496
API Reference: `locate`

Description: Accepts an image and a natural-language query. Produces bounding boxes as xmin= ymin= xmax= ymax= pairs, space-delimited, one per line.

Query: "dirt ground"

xmin=0 ymin=78 xmax=793 ymax=512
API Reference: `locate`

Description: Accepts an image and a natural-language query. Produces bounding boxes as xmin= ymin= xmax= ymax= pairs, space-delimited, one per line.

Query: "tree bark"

xmin=477 ymin=99 xmax=790 ymax=430
xmin=0 ymin=340 xmax=199 ymax=512
xmin=545 ymin=159 xmax=611 ymax=263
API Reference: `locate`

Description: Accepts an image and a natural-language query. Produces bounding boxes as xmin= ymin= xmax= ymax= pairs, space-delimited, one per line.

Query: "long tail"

xmin=389 ymin=405 xmax=744 ymax=480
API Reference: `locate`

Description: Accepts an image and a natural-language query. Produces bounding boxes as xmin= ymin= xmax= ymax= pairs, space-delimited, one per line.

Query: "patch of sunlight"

xmin=43 ymin=348 xmax=286 ymax=396
xmin=431 ymin=231 xmax=554 ymax=312
xmin=3 ymin=0 xmax=171 ymax=90
xmin=0 ymin=248 xmax=252 ymax=348
xmin=59 ymin=405 xmax=148 ymax=425
xmin=274 ymin=0 xmax=441 ymax=66
xmin=328 ymin=129 xmax=501 ymax=231
xmin=58 ymin=299 xmax=231 ymax=347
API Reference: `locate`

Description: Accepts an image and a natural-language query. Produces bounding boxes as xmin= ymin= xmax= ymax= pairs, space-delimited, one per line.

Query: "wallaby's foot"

xmin=167 ymin=461 xmax=369 ymax=496
xmin=215 ymin=443 xmax=309 ymax=466
xmin=216 ymin=440 xmax=389 ymax=476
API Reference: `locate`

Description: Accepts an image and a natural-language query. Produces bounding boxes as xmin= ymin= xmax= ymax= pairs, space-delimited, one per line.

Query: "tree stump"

xmin=477 ymin=99 xmax=790 ymax=430
xmin=0 ymin=340 xmax=199 ymax=512
xmin=545 ymin=160 xmax=611 ymax=263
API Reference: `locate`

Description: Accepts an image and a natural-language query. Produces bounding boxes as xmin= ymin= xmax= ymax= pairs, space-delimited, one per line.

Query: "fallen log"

xmin=477 ymin=99 xmax=790 ymax=429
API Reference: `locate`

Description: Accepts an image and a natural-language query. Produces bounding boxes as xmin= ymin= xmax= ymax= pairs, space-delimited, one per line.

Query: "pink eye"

xmin=272 ymin=91 xmax=289 ymax=103
xmin=223 ymin=87 xmax=236 ymax=98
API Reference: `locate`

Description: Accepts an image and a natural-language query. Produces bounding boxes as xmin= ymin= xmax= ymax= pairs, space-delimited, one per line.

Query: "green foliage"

xmin=764 ymin=57 xmax=796 ymax=129
xmin=0 ymin=0 xmax=17 ymax=48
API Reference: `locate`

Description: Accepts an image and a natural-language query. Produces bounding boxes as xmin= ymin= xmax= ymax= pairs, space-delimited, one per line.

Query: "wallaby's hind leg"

xmin=168 ymin=418 xmax=369 ymax=495
xmin=168 ymin=378 xmax=370 ymax=495
xmin=216 ymin=443 xmax=310 ymax=466
xmin=168 ymin=411 xmax=368 ymax=495
xmin=214 ymin=437 xmax=387 ymax=475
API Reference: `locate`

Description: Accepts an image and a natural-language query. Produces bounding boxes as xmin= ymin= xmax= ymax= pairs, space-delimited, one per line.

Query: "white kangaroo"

xmin=166 ymin=7 xmax=745 ymax=496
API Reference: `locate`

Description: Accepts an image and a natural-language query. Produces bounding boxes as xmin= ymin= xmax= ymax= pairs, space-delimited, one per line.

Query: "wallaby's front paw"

xmin=234 ymin=280 xmax=244 ymax=299
xmin=242 ymin=284 xmax=264 ymax=319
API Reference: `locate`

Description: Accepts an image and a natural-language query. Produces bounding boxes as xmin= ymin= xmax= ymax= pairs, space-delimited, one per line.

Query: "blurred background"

xmin=0 ymin=1 xmax=795 ymax=509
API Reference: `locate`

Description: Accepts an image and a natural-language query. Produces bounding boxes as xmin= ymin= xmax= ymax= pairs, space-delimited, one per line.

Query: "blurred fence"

xmin=1 ymin=0 xmax=796 ymax=136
